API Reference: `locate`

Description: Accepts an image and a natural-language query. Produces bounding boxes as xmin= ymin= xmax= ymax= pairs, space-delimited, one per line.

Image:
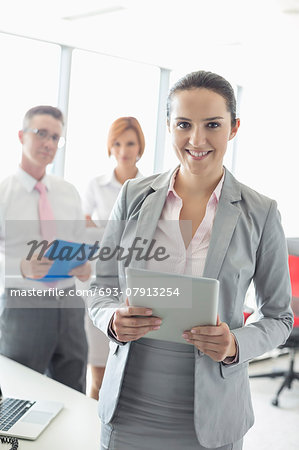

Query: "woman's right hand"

xmin=111 ymin=299 xmax=162 ymax=342
xmin=85 ymin=215 xmax=97 ymax=228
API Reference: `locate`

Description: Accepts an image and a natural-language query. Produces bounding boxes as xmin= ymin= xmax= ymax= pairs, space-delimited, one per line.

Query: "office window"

xmin=233 ymin=79 xmax=299 ymax=237
xmin=0 ymin=33 xmax=60 ymax=182
xmin=65 ymin=50 xmax=160 ymax=196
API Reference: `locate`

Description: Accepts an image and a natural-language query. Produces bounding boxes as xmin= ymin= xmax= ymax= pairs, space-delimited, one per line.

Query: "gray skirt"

xmin=100 ymin=338 xmax=242 ymax=450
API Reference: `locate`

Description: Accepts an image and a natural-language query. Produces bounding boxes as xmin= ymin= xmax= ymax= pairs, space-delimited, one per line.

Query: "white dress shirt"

xmin=0 ymin=167 xmax=86 ymax=290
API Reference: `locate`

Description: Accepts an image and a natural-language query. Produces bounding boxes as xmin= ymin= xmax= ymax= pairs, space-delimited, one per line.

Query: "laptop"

xmin=0 ymin=384 xmax=63 ymax=440
xmin=126 ymin=267 xmax=219 ymax=344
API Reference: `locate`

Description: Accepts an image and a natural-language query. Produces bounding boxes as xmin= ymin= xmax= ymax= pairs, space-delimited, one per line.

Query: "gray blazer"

xmin=89 ymin=167 xmax=293 ymax=448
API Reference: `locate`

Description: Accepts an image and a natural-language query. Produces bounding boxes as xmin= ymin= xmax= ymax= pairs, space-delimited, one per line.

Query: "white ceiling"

xmin=0 ymin=0 xmax=299 ymax=80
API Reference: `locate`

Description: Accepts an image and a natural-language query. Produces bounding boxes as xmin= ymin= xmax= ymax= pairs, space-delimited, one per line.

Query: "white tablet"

xmin=125 ymin=267 xmax=219 ymax=345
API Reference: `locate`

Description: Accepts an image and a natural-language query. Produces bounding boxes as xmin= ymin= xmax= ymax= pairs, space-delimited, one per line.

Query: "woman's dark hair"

xmin=167 ymin=70 xmax=237 ymax=126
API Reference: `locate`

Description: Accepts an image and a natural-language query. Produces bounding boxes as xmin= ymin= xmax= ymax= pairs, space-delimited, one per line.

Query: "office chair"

xmin=250 ymin=238 xmax=299 ymax=407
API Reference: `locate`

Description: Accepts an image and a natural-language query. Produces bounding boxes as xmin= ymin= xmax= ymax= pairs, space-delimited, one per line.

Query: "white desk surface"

xmin=0 ymin=355 xmax=101 ymax=449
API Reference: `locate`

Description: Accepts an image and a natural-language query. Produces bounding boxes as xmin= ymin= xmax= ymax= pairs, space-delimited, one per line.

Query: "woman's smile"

xmin=185 ymin=149 xmax=212 ymax=159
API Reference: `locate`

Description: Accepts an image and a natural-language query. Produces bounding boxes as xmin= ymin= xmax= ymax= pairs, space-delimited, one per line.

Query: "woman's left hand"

xmin=182 ymin=315 xmax=237 ymax=362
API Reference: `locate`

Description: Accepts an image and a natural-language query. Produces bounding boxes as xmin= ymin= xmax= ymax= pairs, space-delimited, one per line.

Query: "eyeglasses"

xmin=24 ymin=128 xmax=65 ymax=148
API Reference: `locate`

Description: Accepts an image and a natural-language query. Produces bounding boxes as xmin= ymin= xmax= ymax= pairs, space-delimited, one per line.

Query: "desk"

xmin=0 ymin=356 xmax=101 ymax=449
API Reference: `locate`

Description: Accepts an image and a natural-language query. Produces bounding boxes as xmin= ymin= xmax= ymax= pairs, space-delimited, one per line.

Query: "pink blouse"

xmin=147 ymin=168 xmax=225 ymax=276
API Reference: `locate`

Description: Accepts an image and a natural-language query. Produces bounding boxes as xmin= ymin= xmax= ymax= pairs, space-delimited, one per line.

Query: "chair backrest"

xmin=287 ymin=238 xmax=299 ymax=326
xmin=288 ymin=255 xmax=299 ymax=298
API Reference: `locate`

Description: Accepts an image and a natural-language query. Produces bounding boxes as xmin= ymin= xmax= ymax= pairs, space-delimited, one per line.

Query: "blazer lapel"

xmin=125 ymin=168 xmax=175 ymax=270
xmin=203 ymin=170 xmax=242 ymax=279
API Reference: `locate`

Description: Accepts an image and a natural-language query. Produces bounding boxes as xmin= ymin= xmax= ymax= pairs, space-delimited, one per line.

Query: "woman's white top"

xmin=83 ymin=169 xmax=142 ymax=222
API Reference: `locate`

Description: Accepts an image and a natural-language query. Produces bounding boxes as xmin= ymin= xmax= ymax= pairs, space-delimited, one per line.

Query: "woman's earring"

xmin=136 ymin=155 xmax=140 ymax=162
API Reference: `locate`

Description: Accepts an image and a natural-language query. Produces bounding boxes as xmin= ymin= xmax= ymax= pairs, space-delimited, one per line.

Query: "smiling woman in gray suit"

xmin=88 ymin=70 xmax=293 ymax=450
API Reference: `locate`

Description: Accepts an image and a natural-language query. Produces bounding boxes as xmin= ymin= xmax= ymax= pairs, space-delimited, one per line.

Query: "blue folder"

xmin=34 ymin=239 xmax=98 ymax=281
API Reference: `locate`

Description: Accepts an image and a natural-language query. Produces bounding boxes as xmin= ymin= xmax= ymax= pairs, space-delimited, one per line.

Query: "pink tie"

xmin=35 ymin=181 xmax=56 ymax=242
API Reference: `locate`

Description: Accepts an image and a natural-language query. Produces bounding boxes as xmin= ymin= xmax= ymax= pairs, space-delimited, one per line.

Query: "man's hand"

xmin=69 ymin=261 xmax=91 ymax=282
xmin=182 ymin=315 xmax=237 ymax=362
xmin=21 ymin=255 xmax=54 ymax=279
xmin=111 ymin=298 xmax=162 ymax=342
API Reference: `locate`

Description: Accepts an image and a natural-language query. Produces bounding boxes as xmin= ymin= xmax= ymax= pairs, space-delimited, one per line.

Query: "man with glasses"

xmin=0 ymin=106 xmax=90 ymax=393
